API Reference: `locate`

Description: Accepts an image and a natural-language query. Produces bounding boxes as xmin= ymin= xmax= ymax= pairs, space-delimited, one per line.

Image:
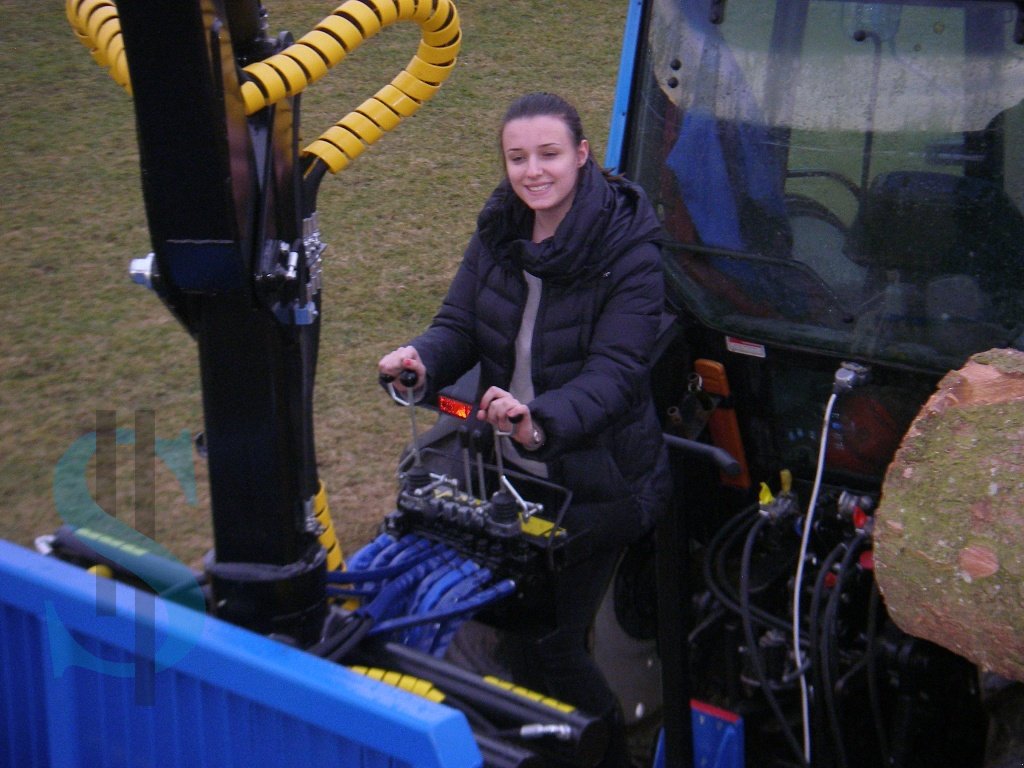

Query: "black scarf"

xmin=476 ymin=159 xmax=663 ymax=285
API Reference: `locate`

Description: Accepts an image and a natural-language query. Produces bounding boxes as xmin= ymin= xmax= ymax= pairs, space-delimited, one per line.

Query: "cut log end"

xmin=875 ymin=348 xmax=1024 ymax=682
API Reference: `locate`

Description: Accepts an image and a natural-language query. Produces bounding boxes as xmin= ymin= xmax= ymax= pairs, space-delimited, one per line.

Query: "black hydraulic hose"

xmin=473 ymin=732 xmax=545 ymax=768
xmin=308 ymin=613 xmax=374 ymax=662
xmin=704 ymin=505 xmax=801 ymax=638
xmin=865 ymin=582 xmax=892 ymax=766
xmin=703 ymin=506 xmax=757 ymax=615
xmin=820 ymin=533 xmax=869 ymax=768
xmin=834 ymin=656 xmax=870 ymax=695
xmin=740 ymin=514 xmax=808 ymax=768
xmin=442 ymin=690 xmax=501 ymax=735
xmin=301 ymin=157 xmax=328 ymax=216
xmin=375 ymin=642 xmax=606 ymax=767
xmin=808 ymin=540 xmax=848 ymax=756
xmin=325 ymin=616 xmax=375 ymax=663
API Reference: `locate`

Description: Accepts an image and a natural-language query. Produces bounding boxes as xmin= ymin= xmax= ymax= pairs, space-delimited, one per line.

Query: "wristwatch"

xmin=525 ymin=422 xmax=545 ymax=451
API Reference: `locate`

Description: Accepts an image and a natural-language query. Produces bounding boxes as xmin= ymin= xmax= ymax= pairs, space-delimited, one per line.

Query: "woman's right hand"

xmin=378 ymin=346 xmax=426 ymax=394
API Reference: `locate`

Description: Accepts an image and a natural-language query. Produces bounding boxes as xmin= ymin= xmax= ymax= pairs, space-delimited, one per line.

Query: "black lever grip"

xmin=379 ymin=369 xmax=419 ymax=388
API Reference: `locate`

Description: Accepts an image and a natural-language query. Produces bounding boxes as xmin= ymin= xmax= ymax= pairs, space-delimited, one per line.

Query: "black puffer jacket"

xmin=411 ymin=159 xmax=672 ymax=540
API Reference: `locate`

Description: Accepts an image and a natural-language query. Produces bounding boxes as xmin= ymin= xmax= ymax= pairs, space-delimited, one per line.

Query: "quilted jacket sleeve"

xmin=407 ymin=235 xmax=484 ymax=398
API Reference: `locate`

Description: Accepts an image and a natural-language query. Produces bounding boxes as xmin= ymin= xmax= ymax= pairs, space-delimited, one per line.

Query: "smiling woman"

xmin=501 ymin=110 xmax=590 ymax=239
xmin=0 ymin=0 xmax=628 ymax=571
xmin=377 ymin=92 xmax=670 ymax=767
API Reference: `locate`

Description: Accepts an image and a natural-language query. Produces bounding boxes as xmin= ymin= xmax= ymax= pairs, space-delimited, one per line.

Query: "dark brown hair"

xmin=499 ymin=92 xmax=587 ymax=150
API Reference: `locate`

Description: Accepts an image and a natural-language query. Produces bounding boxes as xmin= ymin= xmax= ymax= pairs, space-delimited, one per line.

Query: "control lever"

xmin=472 ymin=429 xmax=487 ymax=499
xmin=492 ymin=414 xmax=530 ymax=517
xmin=458 ymin=427 xmax=474 ymax=497
xmin=381 ymin=369 xmax=423 ymax=469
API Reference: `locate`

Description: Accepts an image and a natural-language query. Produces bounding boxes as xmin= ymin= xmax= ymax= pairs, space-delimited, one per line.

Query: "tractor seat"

xmin=844 ymin=170 xmax=1024 ymax=285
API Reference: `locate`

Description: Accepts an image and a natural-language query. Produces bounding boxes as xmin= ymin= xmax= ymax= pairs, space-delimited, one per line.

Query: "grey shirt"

xmin=504 ymin=270 xmax=548 ymax=478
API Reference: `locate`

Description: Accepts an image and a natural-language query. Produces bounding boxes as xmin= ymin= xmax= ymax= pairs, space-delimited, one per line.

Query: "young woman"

xmin=378 ymin=92 xmax=671 ymax=766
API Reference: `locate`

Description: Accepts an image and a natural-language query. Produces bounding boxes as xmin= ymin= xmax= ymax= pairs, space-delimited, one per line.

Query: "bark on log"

xmin=874 ymin=348 xmax=1024 ymax=682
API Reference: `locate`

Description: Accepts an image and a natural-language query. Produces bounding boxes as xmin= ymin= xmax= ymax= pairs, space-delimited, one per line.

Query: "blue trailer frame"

xmin=0 ymin=539 xmax=482 ymax=768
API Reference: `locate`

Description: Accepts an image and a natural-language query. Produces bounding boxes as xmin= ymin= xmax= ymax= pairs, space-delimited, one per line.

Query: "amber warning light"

xmin=438 ymin=395 xmax=473 ymax=420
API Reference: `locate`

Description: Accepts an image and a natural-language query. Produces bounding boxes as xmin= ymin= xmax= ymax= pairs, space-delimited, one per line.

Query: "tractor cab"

xmin=611 ymin=0 xmax=1024 ymax=490
xmin=622 ymin=0 xmax=1024 ymax=377
xmin=608 ymin=1 xmax=1024 ymax=765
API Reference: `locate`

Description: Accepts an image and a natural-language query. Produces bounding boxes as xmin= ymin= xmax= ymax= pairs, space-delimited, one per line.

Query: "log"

xmin=874 ymin=348 xmax=1024 ymax=682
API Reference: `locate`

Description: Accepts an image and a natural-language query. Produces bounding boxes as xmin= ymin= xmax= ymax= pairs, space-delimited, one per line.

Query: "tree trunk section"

xmin=874 ymin=348 xmax=1024 ymax=682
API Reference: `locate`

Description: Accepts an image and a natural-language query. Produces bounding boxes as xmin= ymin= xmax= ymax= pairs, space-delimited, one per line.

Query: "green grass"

xmin=0 ymin=0 xmax=628 ymax=566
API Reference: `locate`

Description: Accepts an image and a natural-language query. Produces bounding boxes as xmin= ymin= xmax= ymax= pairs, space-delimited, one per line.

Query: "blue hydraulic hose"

xmin=346 ymin=532 xmax=396 ymax=572
xmin=356 ymin=535 xmax=428 ymax=595
xmin=417 ymin=560 xmax=478 ymax=616
xmin=327 ymin=552 xmax=451 ymax=601
xmin=368 ymin=579 xmax=517 ymax=637
xmin=428 ymin=567 xmax=495 ymax=656
xmin=409 ymin=560 xmax=476 ymax=637
xmin=404 ymin=559 xmax=470 ymax=648
xmin=389 ymin=536 xmax=434 ymax=567
xmin=368 ymin=534 xmax=421 ymax=570
xmin=362 ymin=558 xmax=442 ymax=622
xmin=409 ymin=558 xmax=462 ymax=613
xmin=436 ymin=565 xmax=492 ymax=609
xmin=327 ymin=541 xmax=446 ymax=584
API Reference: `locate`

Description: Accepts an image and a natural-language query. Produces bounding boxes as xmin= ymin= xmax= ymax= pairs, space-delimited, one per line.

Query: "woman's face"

xmin=502 ymin=115 xmax=589 ymax=225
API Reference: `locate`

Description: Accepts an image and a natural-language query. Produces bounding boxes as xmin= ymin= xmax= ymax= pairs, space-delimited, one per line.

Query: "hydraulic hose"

xmin=808 ymin=539 xmax=849 ymax=757
xmin=703 ymin=504 xmax=801 ymax=638
xmin=739 ymin=514 xmax=809 ymax=768
xmin=326 ymin=541 xmax=448 ymax=584
xmin=65 ymin=0 xmax=461 ymax=174
xmin=362 ymin=557 xmax=438 ymax=622
xmin=347 ymin=532 xmax=397 ymax=571
xmin=405 ymin=559 xmax=476 ymax=649
xmin=819 ymin=531 xmax=869 ymax=768
xmin=368 ymin=533 xmax=421 ymax=571
xmin=368 ymin=579 xmax=516 ymax=637
xmin=408 ymin=559 xmax=461 ymax=614
xmin=326 ymin=552 xmax=452 ymax=599
xmin=429 ymin=566 xmax=494 ymax=656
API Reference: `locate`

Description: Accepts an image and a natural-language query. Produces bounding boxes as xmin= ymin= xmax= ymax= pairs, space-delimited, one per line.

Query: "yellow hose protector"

xmin=314 ymin=481 xmax=345 ymax=571
xmin=348 ymin=666 xmax=446 ymax=703
xmin=484 ymin=676 xmax=577 ymax=714
xmin=65 ymin=0 xmax=461 ymax=174
xmin=66 ymin=0 xmax=131 ymax=92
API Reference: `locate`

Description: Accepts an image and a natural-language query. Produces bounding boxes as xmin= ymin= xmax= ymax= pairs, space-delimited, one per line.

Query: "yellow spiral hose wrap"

xmin=65 ymin=0 xmax=462 ymax=174
xmin=66 ymin=0 xmax=132 ymax=93
xmin=314 ymin=481 xmax=345 ymax=572
xmin=348 ymin=666 xmax=446 ymax=703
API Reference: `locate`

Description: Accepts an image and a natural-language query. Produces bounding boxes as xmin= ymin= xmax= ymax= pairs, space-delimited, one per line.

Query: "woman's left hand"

xmin=478 ymin=387 xmax=536 ymax=447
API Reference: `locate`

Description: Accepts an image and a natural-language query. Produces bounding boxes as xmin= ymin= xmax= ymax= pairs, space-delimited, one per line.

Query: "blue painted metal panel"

xmin=652 ymin=700 xmax=745 ymax=768
xmin=0 ymin=540 xmax=482 ymax=768
xmin=605 ymin=0 xmax=646 ymax=172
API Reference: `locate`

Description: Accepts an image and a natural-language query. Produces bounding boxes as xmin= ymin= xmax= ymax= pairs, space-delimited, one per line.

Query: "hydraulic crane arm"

xmin=69 ymin=0 xmax=460 ymax=643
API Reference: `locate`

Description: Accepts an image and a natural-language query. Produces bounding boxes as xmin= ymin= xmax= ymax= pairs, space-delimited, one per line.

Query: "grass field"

xmin=0 ymin=0 xmax=629 ymax=567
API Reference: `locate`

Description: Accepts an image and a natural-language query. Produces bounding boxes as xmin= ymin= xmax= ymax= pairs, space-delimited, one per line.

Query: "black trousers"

xmin=505 ymin=543 xmax=633 ymax=768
